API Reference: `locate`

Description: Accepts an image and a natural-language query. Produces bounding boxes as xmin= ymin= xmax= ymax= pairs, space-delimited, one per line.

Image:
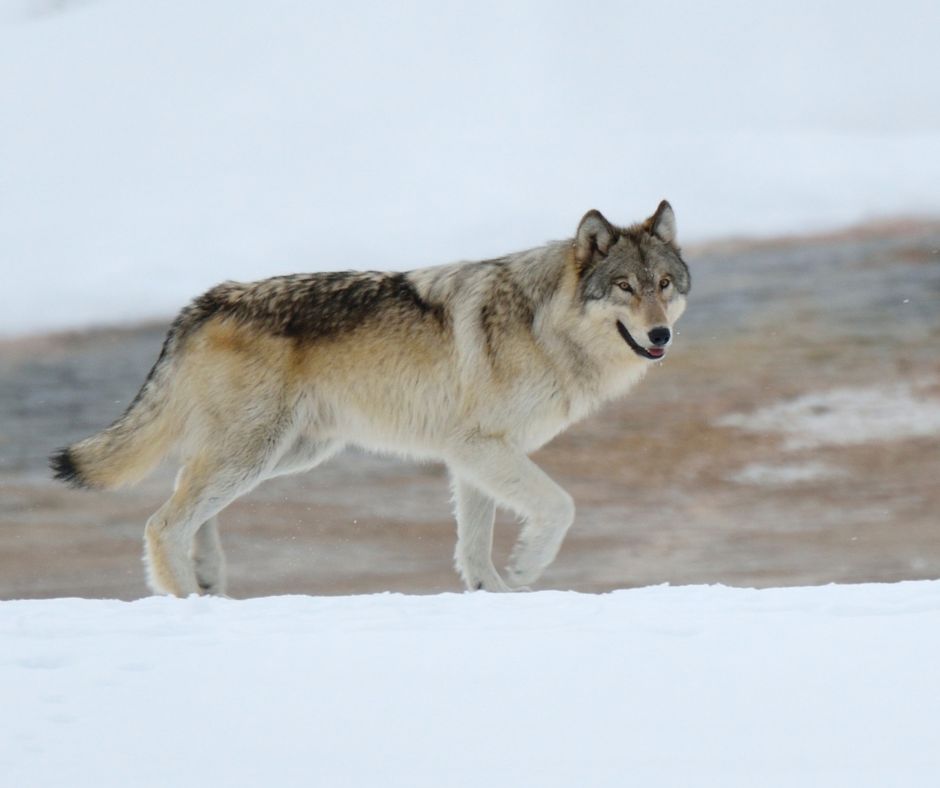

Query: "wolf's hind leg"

xmin=447 ymin=439 xmax=575 ymax=589
xmin=145 ymin=457 xmax=265 ymax=597
xmin=193 ymin=516 xmax=226 ymax=596
xmin=451 ymin=477 xmax=513 ymax=592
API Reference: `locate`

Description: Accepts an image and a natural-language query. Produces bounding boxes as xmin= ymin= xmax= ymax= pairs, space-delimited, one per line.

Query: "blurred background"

xmin=1 ymin=0 xmax=938 ymax=598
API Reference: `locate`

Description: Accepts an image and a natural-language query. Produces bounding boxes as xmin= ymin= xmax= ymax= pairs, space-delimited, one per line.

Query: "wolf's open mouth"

xmin=616 ymin=321 xmax=665 ymax=360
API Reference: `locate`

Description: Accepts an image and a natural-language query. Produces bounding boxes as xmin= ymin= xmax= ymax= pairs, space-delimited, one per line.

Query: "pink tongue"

xmin=648 ymin=347 xmax=665 ymax=358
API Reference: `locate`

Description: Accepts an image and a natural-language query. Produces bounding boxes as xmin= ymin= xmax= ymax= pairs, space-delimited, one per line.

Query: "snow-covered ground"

xmin=2 ymin=583 xmax=939 ymax=787
xmin=2 ymin=0 xmax=940 ymax=335
xmin=718 ymin=382 xmax=940 ymax=450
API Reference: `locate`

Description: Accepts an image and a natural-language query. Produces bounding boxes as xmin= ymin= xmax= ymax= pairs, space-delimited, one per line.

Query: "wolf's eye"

xmin=616 ymin=281 xmax=634 ymax=294
xmin=659 ymin=277 xmax=671 ymax=290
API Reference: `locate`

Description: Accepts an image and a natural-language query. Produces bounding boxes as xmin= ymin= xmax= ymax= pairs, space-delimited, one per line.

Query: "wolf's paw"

xmin=467 ymin=573 xmax=517 ymax=593
xmin=506 ymin=544 xmax=548 ymax=588
xmin=505 ymin=564 xmax=543 ymax=590
xmin=197 ymin=583 xmax=228 ymax=597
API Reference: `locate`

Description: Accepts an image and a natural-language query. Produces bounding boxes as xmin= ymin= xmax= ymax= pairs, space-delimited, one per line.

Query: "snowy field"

xmin=2 ymin=0 xmax=940 ymax=335
xmin=2 ymin=583 xmax=939 ymax=788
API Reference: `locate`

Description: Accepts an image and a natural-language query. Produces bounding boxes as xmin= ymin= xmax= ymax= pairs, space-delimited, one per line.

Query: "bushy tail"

xmin=50 ymin=322 xmax=189 ymax=490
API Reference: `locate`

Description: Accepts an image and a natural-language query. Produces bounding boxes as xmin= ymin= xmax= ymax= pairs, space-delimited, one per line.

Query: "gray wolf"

xmin=51 ymin=202 xmax=691 ymax=596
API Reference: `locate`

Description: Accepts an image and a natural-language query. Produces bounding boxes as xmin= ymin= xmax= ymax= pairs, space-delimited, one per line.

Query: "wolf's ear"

xmin=645 ymin=200 xmax=677 ymax=245
xmin=575 ymin=209 xmax=617 ymax=270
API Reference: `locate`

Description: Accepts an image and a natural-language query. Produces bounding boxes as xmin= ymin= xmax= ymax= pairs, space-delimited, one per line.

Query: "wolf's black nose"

xmin=648 ymin=327 xmax=671 ymax=346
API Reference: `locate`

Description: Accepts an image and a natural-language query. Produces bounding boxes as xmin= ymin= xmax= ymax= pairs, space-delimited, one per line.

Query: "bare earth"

xmin=2 ymin=221 xmax=939 ymax=599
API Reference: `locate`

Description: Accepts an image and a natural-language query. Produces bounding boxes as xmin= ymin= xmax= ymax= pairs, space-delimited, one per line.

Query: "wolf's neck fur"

xmin=411 ymin=235 xmax=646 ymax=429
xmin=490 ymin=239 xmax=648 ymax=418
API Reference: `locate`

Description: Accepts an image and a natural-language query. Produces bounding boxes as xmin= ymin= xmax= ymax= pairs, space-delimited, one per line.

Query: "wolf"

xmin=51 ymin=202 xmax=690 ymax=596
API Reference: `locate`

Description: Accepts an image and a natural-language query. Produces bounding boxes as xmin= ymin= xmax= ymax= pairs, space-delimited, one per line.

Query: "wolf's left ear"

xmin=575 ymin=209 xmax=617 ymax=270
xmin=646 ymin=200 xmax=677 ymax=245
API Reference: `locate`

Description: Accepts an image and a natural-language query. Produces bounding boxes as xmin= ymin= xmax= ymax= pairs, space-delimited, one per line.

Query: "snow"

xmin=717 ymin=383 xmax=940 ymax=449
xmin=728 ymin=461 xmax=845 ymax=487
xmin=2 ymin=584 xmax=939 ymax=787
xmin=3 ymin=0 xmax=940 ymax=335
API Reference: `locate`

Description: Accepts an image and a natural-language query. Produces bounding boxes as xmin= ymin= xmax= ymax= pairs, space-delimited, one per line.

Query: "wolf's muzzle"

xmin=616 ymin=321 xmax=665 ymax=360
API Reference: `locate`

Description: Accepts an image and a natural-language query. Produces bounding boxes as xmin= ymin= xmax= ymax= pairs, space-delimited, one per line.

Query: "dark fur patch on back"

xmin=49 ymin=447 xmax=89 ymax=489
xmin=184 ymin=271 xmax=448 ymax=342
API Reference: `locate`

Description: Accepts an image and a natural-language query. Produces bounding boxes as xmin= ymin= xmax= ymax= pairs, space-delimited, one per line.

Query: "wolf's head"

xmin=574 ymin=201 xmax=690 ymax=362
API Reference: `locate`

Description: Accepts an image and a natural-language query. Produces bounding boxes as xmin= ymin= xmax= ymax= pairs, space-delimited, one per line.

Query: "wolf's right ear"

xmin=575 ymin=210 xmax=617 ymax=271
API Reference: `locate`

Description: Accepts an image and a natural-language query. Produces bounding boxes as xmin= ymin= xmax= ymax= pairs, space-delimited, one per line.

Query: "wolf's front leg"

xmin=450 ymin=477 xmax=514 ymax=592
xmin=447 ymin=438 xmax=575 ymax=589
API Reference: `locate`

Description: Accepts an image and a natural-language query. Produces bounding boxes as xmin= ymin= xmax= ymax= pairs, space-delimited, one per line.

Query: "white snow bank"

xmin=3 ymin=0 xmax=940 ymax=335
xmin=718 ymin=383 xmax=940 ymax=449
xmin=2 ymin=583 xmax=940 ymax=788
xmin=728 ymin=460 xmax=846 ymax=486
